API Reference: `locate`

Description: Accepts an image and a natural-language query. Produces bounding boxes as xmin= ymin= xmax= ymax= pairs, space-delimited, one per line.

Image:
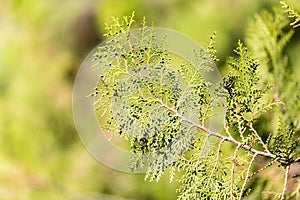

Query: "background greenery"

xmin=0 ymin=0 xmax=299 ymax=199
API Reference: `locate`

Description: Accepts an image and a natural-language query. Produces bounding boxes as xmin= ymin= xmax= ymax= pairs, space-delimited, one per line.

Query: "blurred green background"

xmin=0 ymin=0 xmax=299 ymax=199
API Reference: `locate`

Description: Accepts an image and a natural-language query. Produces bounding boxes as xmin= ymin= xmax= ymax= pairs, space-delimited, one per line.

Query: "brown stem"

xmin=151 ymin=93 xmax=300 ymax=164
xmin=281 ymin=165 xmax=290 ymax=200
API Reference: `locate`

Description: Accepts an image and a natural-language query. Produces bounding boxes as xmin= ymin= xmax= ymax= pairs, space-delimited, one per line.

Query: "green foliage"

xmin=223 ymin=41 xmax=277 ymax=144
xmin=268 ymin=118 xmax=299 ymax=167
xmin=93 ymin=13 xmax=214 ymax=177
xmin=0 ymin=2 xmax=179 ymax=200
xmin=176 ymin=150 xmax=233 ymax=200
xmin=281 ymin=1 xmax=300 ymax=28
xmin=246 ymin=7 xmax=294 ymax=89
xmin=103 ymin=12 xmax=136 ymax=37
xmin=246 ymin=3 xmax=300 ymax=146
xmin=93 ymin=2 xmax=300 ymax=200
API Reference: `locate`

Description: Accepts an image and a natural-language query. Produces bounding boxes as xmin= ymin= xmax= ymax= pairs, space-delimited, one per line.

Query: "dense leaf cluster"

xmin=91 ymin=2 xmax=300 ymax=199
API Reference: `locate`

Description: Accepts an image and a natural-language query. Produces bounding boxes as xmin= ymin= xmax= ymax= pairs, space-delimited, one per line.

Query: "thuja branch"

xmin=94 ymin=8 xmax=300 ymax=199
xmin=239 ymin=152 xmax=258 ymax=200
xmin=248 ymin=157 xmax=280 ymax=179
xmin=248 ymin=123 xmax=270 ymax=154
xmin=152 ymin=92 xmax=300 ymax=165
xmin=230 ymin=144 xmax=241 ymax=200
xmin=281 ymin=165 xmax=290 ymax=200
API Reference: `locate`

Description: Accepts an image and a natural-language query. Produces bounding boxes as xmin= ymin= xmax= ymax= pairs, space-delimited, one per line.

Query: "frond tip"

xmin=280 ymin=1 xmax=300 ymax=28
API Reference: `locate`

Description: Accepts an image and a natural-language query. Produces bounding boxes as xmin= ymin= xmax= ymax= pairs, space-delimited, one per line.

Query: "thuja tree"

xmin=91 ymin=1 xmax=300 ymax=199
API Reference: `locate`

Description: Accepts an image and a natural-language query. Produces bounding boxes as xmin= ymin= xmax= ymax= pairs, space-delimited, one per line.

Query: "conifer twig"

xmin=281 ymin=165 xmax=290 ymax=200
xmin=230 ymin=144 xmax=241 ymax=200
xmin=152 ymin=93 xmax=300 ymax=165
xmin=239 ymin=152 xmax=258 ymax=200
xmin=248 ymin=123 xmax=270 ymax=153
